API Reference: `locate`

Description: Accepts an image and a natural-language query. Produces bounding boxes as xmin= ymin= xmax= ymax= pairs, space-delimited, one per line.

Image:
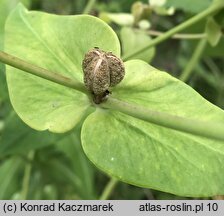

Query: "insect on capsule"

xmin=82 ymin=47 xmax=125 ymax=104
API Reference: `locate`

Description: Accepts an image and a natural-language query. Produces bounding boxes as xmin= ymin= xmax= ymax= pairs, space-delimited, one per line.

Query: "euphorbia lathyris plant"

xmin=1 ymin=3 xmax=224 ymax=197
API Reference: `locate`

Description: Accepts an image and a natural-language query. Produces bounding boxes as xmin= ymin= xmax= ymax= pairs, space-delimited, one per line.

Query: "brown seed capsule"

xmin=106 ymin=52 xmax=125 ymax=87
xmin=82 ymin=48 xmax=125 ymax=104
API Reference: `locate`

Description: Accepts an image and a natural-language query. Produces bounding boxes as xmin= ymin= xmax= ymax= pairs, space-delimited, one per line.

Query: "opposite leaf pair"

xmin=5 ymin=4 xmax=224 ymax=197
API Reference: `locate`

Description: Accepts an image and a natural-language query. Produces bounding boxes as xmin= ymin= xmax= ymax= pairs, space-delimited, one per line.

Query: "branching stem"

xmin=122 ymin=1 xmax=224 ymax=60
xmin=1 ymin=50 xmax=224 ymax=140
xmin=144 ymin=30 xmax=206 ymax=40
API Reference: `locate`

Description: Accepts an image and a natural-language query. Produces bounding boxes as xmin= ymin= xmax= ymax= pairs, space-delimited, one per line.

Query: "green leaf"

xmin=5 ymin=4 xmax=120 ymax=133
xmin=120 ymin=27 xmax=155 ymax=62
xmin=206 ymin=17 xmax=222 ymax=47
xmin=165 ymin=0 xmax=212 ymax=13
xmin=82 ymin=60 xmax=224 ymax=197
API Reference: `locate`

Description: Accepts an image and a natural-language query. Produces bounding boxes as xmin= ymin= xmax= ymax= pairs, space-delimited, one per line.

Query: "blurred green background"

xmin=0 ymin=0 xmax=223 ymax=199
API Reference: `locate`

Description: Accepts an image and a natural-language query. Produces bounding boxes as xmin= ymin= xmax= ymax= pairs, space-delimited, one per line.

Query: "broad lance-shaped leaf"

xmin=5 ymin=4 xmax=120 ymax=132
xmin=82 ymin=60 xmax=224 ymax=197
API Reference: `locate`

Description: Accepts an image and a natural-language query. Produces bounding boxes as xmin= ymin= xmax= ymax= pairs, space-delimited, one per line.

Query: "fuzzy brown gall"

xmin=82 ymin=48 xmax=125 ymax=104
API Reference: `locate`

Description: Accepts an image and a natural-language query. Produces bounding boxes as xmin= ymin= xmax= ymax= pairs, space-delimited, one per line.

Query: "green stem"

xmin=21 ymin=151 xmax=35 ymax=200
xmin=99 ymin=178 xmax=118 ymax=200
xmin=145 ymin=30 xmax=206 ymax=40
xmin=0 ymin=51 xmax=87 ymax=94
xmin=101 ymin=97 xmax=224 ymax=141
xmin=83 ymin=0 xmax=96 ymax=14
xmin=180 ymin=38 xmax=207 ymax=82
xmin=122 ymin=1 xmax=224 ymax=61
xmin=1 ymin=51 xmax=224 ymax=141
